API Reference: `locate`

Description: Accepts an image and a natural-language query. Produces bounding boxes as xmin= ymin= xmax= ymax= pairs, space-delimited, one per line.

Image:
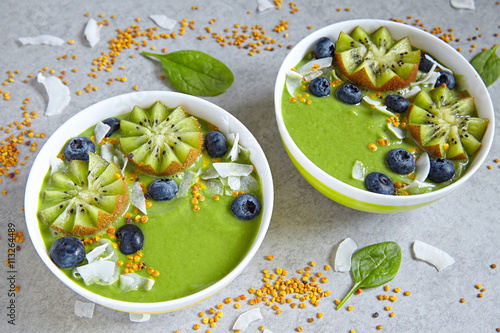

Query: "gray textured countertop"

xmin=1 ymin=0 xmax=499 ymax=332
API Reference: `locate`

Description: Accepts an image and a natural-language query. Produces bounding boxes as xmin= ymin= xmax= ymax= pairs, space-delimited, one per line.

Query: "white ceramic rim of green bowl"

xmin=274 ymin=18 xmax=495 ymax=208
xmin=25 ymin=91 xmax=274 ymax=313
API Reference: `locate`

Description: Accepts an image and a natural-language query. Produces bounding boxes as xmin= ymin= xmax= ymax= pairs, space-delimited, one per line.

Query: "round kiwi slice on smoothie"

xmin=119 ymin=101 xmax=203 ymax=176
xmin=39 ymin=152 xmax=129 ymax=236
xmin=407 ymin=86 xmax=489 ymax=161
xmin=334 ymin=26 xmax=420 ymax=91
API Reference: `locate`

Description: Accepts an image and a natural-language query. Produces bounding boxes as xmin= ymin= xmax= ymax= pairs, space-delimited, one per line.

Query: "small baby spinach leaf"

xmin=470 ymin=45 xmax=500 ymax=87
xmin=142 ymin=50 xmax=234 ymax=96
xmin=336 ymin=241 xmax=402 ymax=310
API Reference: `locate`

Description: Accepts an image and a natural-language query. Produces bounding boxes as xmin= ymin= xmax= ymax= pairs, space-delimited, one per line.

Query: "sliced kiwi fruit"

xmin=334 ymin=26 xmax=420 ymax=91
xmin=39 ymin=152 xmax=129 ymax=236
xmin=407 ymin=86 xmax=489 ymax=160
xmin=119 ymin=101 xmax=203 ymax=176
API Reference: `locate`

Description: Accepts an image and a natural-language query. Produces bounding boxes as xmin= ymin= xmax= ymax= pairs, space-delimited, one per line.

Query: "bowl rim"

xmin=25 ymin=91 xmax=274 ymax=313
xmin=274 ymin=18 xmax=495 ymax=207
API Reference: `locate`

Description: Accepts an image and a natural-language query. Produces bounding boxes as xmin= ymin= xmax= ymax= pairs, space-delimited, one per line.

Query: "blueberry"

xmin=336 ymin=83 xmax=363 ymax=104
xmin=365 ymin=172 xmax=394 ymax=195
xmin=63 ymin=136 xmax=96 ymax=161
xmin=115 ymin=224 xmax=144 ymax=255
xmin=385 ymin=94 xmax=410 ymax=113
xmin=434 ymin=71 xmax=456 ymax=89
xmin=205 ymin=131 xmax=228 ymax=158
xmin=419 ymin=53 xmax=434 ymax=72
xmin=314 ymin=37 xmax=336 ymax=59
xmin=386 ymin=149 xmax=415 ymax=174
xmin=308 ymin=77 xmax=331 ymax=97
xmin=148 ymin=178 xmax=178 ymax=201
xmin=49 ymin=237 xmax=86 ymax=268
xmin=428 ymin=158 xmax=455 ymax=183
xmin=231 ymin=193 xmax=262 ymax=220
xmin=102 ymin=117 xmax=121 ymax=137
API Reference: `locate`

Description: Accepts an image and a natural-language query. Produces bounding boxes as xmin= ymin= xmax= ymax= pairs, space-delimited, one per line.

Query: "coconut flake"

xmin=94 ymin=121 xmax=111 ymax=145
xmin=304 ymin=70 xmax=322 ymax=83
xmin=227 ymin=132 xmax=240 ymax=162
xmin=388 ymin=123 xmax=406 ymax=139
xmin=415 ymin=152 xmax=431 ymax=183
xmin=227 ymin=176 xmax=241 ymax=191
xmin=131 ymin=182 xmax=147 ymax=214
xmin=451 ymin=0 xmax=475 ymax=10
xmin=100 ymin=142 xmax=115 ymax=163
xmin=86 ymin=243 xmax=109 ymax=264
xmin=362 ymin=96 xmax=395 ymax=117
xmin=129 ymin=313 xmax=151 ymax=322
xmin=333 ymin=238 xmax=357 ymax=272
xmin=201 ymin=166 xmax=220 ymax=180
xmin=205 ymin=179 xmax=224 ymax=195
xmin=177 ymin=171 xmax=197 ymax=197
xmin=84 ymin=18 xmax=102 ymax=47
xmin=413 ymin=240 xmax=455 ymax=271
xmin=149 ymin=15 xmax=177 ymax=30
xmin=76 ymin=260 xmax=118 ymax=285
xmin=50 ymin=156 xmax=65 ymax=174
xmin=213 ymin=163 xmax=253 ymax=178
xmin=120 ymin=273 xmax=155 ymax=292
xmin=113 ymin=149 xmax=128 ymax=173
xmin=286 ymin=70 xmax=303 ymax=96
xmin=411 ymin=63 xmax=441 ymax=86
xmin=257 ymin=0 xmax=275 ymax=12
xmin=233 ymin=308 xmax=263 ymax=331
xmin=74 ymin=300 xmax=95 ymax=318
xmin=403 ymin=86 xmax=421 ymax=99
xmin=424 ymin=54 xmax=454 ymax=73
xmin=37 ymin=73 xmax=71 ymax=116
xmin=351 ymin=160 xmax=365 ymax=181
xmin=240 ymin=175 xmax=259 ymax=192
xmin=297 ymin=57 xmax=333 ymax=76
xmin=19 ymin=35 xmax=64 ymax=46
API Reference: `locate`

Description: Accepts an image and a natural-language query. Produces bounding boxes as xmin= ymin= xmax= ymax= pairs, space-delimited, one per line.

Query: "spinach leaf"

xmin=470 ymin=45 xmax=500 ymax=87
xmin=336 ymin=241 xmax=402 ymax=310
xmin=142 ymin=50 xmax=234 ymax=96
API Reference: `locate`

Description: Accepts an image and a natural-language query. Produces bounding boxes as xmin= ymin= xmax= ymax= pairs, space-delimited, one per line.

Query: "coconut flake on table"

xmin=19 ymin=35 xmax=64 ymax=46
xmin=451 ymin=0 xmax=475 ymax=10
xmin=403 ymin=86 xmax=421 ymax=99
xmin=351 ymin=160 xmax=365 ymax=181
xmin=149 ymin=15 xmax=177 ymax=30
xmin=74 ymin=300 xmax=95 ymax=319
xmin=84 ymin=18 xmax=102 ymax=47
xmin=257 ymin=0 xmax=275 ymax=12
xmin=332 ymin=238 xmax=357 ymax=273
xmin=233 ymin=308 xmax=263 ymax=331
xmin=94 ymin=121 xmax=111 ymax=145
xmin=297 ymin=57 xmax=333 ymax=76
xmin=75 ymin=260 xmax=118 ymax=285
xmin=213 ymin=163 xmax=253 ymax=178
xmin=50 ymin=156 xmax=65 ymax=174
xmin=120 ymin=273 xmax=155 ymax=292
xmin=37 ymin=73 xmax=71 ymax=116
xmin=130 ymin=182 xmax=147 ymax=214
xmin=362 ymin=96 xmax=395 ymax=117
xmin=129 ymin=313 xmax=151 ymax=323
xmin=413 ymin=240 xmax=455 ymax=271
xmin=286 ymin=69 xmax=303 ymax=96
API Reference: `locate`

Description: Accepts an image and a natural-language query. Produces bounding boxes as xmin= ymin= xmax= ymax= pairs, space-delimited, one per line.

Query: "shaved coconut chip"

xmin=100 ymin=142 xmax=114 ymax=162
xmin=94 ymin=121 xmax=111 ymax=145
xmin=233 ymin=308 xmax=263 ymax=331
xmin=37 ymin=73 xmax=71 ymax=116
xmin=413 ymin=240 xmax=455 ymax=271
xmin=84 ymin=18 xmax=102 ymax=47
xmin=227 ymin=176 xmax=241 ymax=191
xmin=351 ymin=160 xmax=365 ymax=180
xmin=304 ymin=70 xmax=322 ymax=83
xmin=120 ymin=273 xmax=155 ymax=292
xmin=19 ymin=35 xmax=64 ymax=46
xmin=50 ymin=156 xmax=65 ymax=174
xmin=411 ymin=63 xmax=440 ymax=86
xmin=257 ymin=0 xmax=275 ymax=12
xmin=74 ymin=300 xmax=95 ymax=318
xmin=415 ymin=152 xmax=431 ymax=183
xmin=131 ymin=182 xmax=147 ymax=214
xmin=333 ymin=238 xmax=357 ymax=272
xmin=201 ymin=166 xmax=219 ymax=180
xmin=451 ymin=0 xmax=475 ymax=10
xmin=213 ymin=163 xmax=253 ymax=178
xmin=129 ymin=313 xmax=151 ymax=323
xmin=227 ymin=132 xmax=240 ymax=162
xmin=86 ymin=243 xmax=109 ymax=263
xmin=206 ymin=179 xmax=224 ymax=195
xmin=423 ymin=54 xmax=453 ymax=73
xmin=178 ymin=171 xmax=197 ymax=197
xmin=76 ymin=260 xmax=118 ymax=285
xmin=402 ymin=180 xmax=435 ymax=191
xmin=388 ymin=123 xmax=406 ymax=139
xmin=113 ymin=149 xmax=128 ymax=173
xmin=286 ymin=70 xmax=303 ymax=96
xmin=145 ymin=277 xmax=155 ymax=291
xmin=297 ymin=57 xmax=333 ymax=76
xmin=149 ymin=14 xmax=177 ymax=30
xmin=240 ymin=175 xmax=259 ymax=192
xmin=403 ymin=86 xmax=421 ymax=98
xmin=362 ymin=96 xmax=395 ymax=117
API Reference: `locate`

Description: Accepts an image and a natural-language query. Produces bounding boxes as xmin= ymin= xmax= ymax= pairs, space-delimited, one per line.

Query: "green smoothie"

xmin=38 ymin=108 xmax=262 ymax=302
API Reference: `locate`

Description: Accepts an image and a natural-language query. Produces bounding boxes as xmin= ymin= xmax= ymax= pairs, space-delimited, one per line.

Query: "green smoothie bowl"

xmin=25 ymin=91 xmax=273 ymax=313
xmin=274 ymin=19 xmax=494 ymax=213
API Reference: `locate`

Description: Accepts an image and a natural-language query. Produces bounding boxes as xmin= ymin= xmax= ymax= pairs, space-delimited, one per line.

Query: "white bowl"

xmin=25 ymin=91 xmax=274 ymax=313
xmin=274 ymin=19 xmax=495 ymax=213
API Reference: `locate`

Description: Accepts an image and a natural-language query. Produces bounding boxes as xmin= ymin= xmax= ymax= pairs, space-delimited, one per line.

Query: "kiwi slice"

xmin=407 ymin=86 xmax=489 ymax=160
xmin=39 ymin=152 xmax=129 ymax=236
xmin=334 ymin=26 xmax=420 ymax=91
xmin=119 ymin=101 xmax=203 ymax=176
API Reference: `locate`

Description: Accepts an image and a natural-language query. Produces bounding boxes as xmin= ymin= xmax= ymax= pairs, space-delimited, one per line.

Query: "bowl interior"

xmin=274 ymin=19 xmax=495 ymax=209
xmin=25 ymin=91 xmax=274 ymax=313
